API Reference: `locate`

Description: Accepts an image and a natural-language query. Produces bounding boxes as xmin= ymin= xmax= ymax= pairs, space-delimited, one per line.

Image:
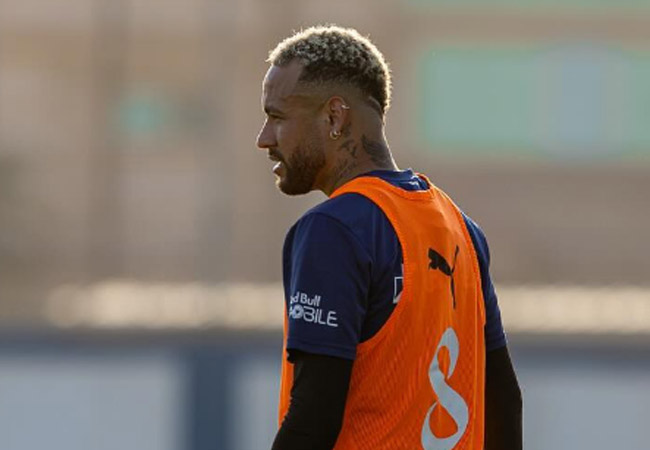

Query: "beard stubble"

xmin=277 ymin=137 xmax=326 ymax=196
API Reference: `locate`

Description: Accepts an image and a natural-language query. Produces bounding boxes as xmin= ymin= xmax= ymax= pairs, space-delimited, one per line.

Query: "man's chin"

xmin=277 ymin=177 xmax=312 ymax=196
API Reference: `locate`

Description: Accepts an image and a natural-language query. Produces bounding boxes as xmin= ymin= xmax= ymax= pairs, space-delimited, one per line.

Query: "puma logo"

xmin=428 ymin=246 xmax=459 ymax=308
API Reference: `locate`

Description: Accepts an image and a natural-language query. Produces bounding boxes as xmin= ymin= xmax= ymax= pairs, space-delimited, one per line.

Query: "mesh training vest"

xmin=279 ymin=175 xmax=486 ymax=450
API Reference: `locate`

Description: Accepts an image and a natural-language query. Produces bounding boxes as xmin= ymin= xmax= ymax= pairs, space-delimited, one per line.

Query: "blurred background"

xmin=0 ymin=0 xmax=649 ymax=449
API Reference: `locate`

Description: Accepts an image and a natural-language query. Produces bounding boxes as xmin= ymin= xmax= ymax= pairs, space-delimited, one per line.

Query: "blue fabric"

xmin=282 ymin=169 xmax=506 ymax=361
xmin=461 ymin=212 xmax=507 ymax=352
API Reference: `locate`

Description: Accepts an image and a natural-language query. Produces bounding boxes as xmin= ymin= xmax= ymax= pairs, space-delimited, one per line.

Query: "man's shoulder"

xmin=284 ymin=192 xmax=392 ymax=260
xmin=296 ymin=192 xmax=381 ymax=231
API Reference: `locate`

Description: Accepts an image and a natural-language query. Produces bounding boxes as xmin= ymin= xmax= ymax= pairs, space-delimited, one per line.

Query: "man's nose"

xmin=256 ymin=121 xmax=274 ymax=150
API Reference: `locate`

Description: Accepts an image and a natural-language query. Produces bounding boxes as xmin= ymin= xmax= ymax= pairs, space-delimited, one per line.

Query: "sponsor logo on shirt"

xmin=289 ymin=291 xmax=338 ymax=328
xmin=393 ymin=263 xmax=404 ymax=304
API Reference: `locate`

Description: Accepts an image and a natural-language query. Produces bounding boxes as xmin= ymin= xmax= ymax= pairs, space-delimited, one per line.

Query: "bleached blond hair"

xmin=268 ymin=25 xmax=392 ymax=115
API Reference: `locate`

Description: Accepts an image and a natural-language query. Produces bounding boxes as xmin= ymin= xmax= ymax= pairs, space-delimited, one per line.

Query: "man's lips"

xmin=268 ymin=152 xmax=284 ymax=175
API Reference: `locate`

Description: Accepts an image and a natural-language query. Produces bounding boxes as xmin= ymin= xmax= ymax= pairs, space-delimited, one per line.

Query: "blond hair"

xmin=268 ymin=25 xmax=392 ymax=114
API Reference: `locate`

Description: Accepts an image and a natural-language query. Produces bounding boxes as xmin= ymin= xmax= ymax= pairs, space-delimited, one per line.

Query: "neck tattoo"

xmin=361 ymin=134 xmax=392 ymax=167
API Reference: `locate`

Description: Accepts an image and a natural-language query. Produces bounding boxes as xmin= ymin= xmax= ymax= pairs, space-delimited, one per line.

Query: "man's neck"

xmin=321 ymin=135 xmax=398 ymax=196
xmin=316 ymin=107 xmax=398 ymax=195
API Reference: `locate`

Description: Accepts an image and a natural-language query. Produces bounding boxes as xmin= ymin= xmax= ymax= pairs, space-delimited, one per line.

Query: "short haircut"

xmin=267 ymin=25 xmax=392 ymax=115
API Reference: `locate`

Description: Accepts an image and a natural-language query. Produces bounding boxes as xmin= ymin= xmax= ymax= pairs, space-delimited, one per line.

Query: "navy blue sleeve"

xmin=283 ymin=212 xmax=371 ymax=360
xmin=462 ymin=214 xmax=507 ymax=351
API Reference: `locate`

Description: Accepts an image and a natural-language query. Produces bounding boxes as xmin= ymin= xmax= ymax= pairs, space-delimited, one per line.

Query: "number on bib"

xmin=421 ymin=327 xmax=469 ymax=450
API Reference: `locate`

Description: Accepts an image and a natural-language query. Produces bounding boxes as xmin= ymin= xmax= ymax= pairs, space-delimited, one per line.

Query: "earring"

xmin=330 ymin=130 xmax=342 ymax=140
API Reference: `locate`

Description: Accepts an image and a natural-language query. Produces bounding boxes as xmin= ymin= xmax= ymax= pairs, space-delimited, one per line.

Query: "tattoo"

xmin=338 ymin=139 xmax=358 ymax=158
xmin=331 ymin=156 xmax=357 ymax=191
xmin=361 ymin=135 xmax=392 ymax=167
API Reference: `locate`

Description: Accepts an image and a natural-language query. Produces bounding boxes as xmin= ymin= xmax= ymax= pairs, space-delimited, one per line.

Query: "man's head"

xmin=256 ymin=25 xmax=392 ymax=195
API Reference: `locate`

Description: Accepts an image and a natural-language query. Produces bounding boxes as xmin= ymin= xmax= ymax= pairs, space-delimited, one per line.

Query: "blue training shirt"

xmin=282 ymin=169 xmax=506 ymax=361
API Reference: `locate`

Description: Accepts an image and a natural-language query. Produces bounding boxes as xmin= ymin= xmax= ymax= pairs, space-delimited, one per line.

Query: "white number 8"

xmin=421 ymin=327 xmax=469 ymax=450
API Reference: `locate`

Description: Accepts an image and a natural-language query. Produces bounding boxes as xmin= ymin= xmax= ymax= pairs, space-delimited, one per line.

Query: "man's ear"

xmin=325 ymin=96 xmax=351 ymax=136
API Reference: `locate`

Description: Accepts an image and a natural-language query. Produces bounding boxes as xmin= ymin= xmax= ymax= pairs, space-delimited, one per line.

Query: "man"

xmin=256 ymin=25 xmax=522 ymax=450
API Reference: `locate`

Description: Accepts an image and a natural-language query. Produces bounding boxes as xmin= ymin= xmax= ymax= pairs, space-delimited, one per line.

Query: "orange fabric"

xmin=278 ymin=307 xmax=293 ymax=425
xmin=279 ymin=175 xmax=486 ymax=450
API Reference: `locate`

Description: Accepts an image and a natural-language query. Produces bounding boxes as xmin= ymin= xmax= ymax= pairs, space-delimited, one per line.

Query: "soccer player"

xmin=256 ymin=26 xmax=522 ymax=450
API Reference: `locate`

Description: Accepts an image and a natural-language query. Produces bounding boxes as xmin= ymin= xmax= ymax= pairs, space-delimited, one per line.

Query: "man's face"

xmin=256 ymin=61 xmax=326 ymax=195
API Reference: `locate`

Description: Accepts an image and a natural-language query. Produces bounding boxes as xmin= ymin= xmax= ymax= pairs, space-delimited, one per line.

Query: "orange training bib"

xmin=279 ymin=175 xmax=486 ymax=450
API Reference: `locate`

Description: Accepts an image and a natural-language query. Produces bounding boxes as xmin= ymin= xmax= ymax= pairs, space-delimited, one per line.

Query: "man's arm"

xmin=272 ymin=350 xmax=353 ymax=450
xmin=461 ymin=214 xmax=522 ymax=447
xmin=485 ymin=345 xmax=523 ymax=450
xmin=274 ymin=210 xmax=369 ymax=449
